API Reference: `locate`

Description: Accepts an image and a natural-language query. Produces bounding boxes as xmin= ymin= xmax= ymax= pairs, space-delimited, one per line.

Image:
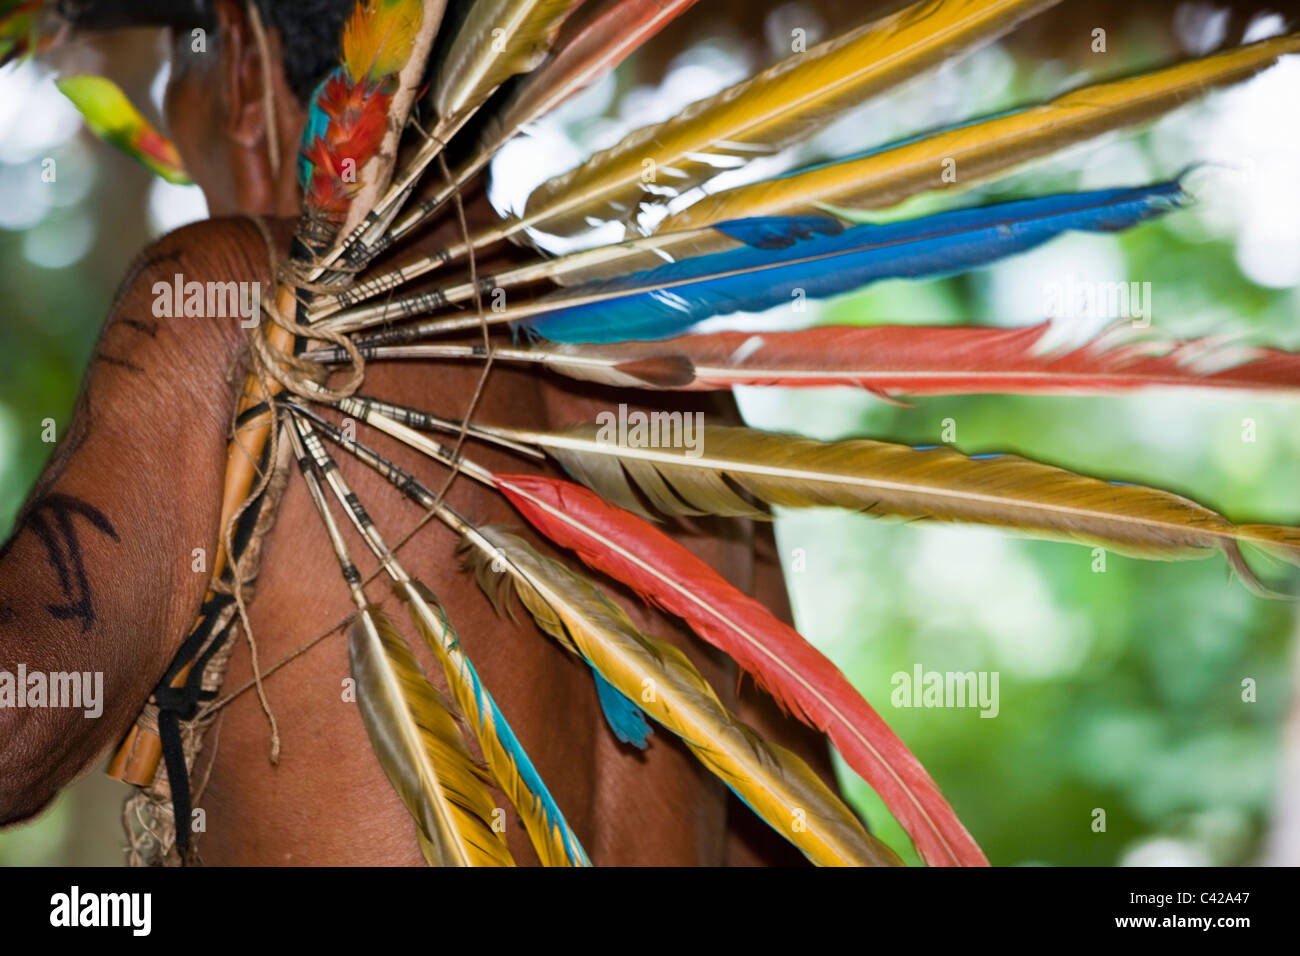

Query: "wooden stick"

xmin=107 ymin=287 xmax=296 ymax=785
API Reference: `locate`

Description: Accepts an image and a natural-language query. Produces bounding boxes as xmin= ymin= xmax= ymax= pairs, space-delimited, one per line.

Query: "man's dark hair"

xmin=253 ymin=0 xmax=354 ymax=104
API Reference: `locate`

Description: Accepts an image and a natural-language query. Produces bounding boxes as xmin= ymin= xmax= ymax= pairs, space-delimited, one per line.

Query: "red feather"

xmin=567 ymin=322 xmax=1300 ymax=396
xmin=305 ymin=73 xmax=393 ymax=221
xmin=495 ymin=472 xmax=988 ymax=867
xmin=499 ymin=0 xmax=699 ymax=132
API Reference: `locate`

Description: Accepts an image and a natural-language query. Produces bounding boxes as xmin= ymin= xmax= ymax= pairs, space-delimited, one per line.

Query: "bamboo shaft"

xmin=107 ymin=288 xmax=297 ymax=785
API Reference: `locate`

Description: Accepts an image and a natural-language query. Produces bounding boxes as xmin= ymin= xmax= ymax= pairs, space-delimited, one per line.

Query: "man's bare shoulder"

xmin=109 ymin=216 xmax=297 ymax=314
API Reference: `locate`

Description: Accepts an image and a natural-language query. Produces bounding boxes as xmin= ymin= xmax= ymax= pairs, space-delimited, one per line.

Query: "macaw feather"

xmin=348 ymin=606 xmax=516 ymax=867
xmin=459 ymin=525 xmax=901 ymax=866
xmin=55 ymin=75 xmax=191 ymax=184
xmin=336 ymin=183 xmax=1184 ymax=347
xmin=344 ymin=0 xmax=424 ymax=83
xmin=502 ymin=422 xmax=1300 ymax=593
xmin=398 ymin=579 xmax=590 ymax=866
xmin=503 ymin=322 xmax=1300 ymax=396
xmin=318 ymin=22 xmax=1297 ymax=310
xmin=520 ymin=182 xmax=1182 ymax=343
xmin=495 ymin=473 xmax=987 ymax=866
xmin=516 ymin=0 xmax=1058 ymax=238
xmin=434 ymin=0 xmax=585 ymax=127
xmin=494 ymin=0 xmax=698 ymax=138
xmin=660 ymin=31 xmax=1300 ymax=231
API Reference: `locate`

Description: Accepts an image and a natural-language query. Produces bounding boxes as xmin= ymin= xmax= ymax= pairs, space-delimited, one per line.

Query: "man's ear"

xmin=214 ymin=0 xmax=265 ymax=149
xmin=208 ymin=0 xmax=305 ymax=216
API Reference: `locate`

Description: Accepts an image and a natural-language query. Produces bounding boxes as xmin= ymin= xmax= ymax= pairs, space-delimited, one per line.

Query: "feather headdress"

xmin=31 ymin=0 xmax=1297 ymax=865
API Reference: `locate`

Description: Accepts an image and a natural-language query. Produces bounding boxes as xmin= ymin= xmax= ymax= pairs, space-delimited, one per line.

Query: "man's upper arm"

xmin=0 ymin=218 xmax=268 ymax=823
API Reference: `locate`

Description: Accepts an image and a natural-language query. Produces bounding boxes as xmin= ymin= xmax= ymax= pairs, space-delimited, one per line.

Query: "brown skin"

xmin=0 ymin=0 xmax=845 ymax=864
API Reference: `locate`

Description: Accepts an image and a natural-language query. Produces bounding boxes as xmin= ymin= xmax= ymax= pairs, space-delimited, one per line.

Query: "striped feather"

xmin=349 ymin=606 xmax=516 ymax=867
xmin=399 ymin=579 xmax=591 ymax=866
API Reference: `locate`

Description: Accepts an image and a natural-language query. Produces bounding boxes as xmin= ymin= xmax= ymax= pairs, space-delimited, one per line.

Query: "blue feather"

xmin=523 ymin=181 xmax=1185 ymax=343
xmin=462 ymin=653 xmax=591 ymax=865
xmin=432 ymin=601 xmax=590 ymax=865
xmin=591 ymin=668 xmax=653 ymax=749
xmin=713 ymin=215 xmax=845 ymax=249
xmin=297 ymin=72 xmax=335 ymax=190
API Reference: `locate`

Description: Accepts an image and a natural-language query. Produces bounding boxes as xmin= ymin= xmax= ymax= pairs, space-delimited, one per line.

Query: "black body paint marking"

xmin=23 ymin=494 xmax=119 ymax=633
xmin=91 ymin=352 xmax=145 ymax=374
xmin=120 ymin=318 xmax=159 ymax=337
xmin=110 ymin=248 xmax=181 ymax=314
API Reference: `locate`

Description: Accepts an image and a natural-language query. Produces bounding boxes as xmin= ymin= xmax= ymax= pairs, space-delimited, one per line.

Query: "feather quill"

xmin=294 ymin=402 xmax=655 ymax=756
xmin=495 ymin=473 xmax=986 ymax=866
xmin=460 ymin=525 xmax=901 ymax=866
xmin=661 ymin=32 xmax=1300 ymax=230
xmin=289 ymin=415 xmax=568 ymax=865
xmin=494 ymin=422 xmax=1300 ymax=591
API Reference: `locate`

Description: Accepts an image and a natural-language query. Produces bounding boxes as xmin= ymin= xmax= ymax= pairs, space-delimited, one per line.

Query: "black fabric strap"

xmin=149 ymin=414 xmax=274 ymax=861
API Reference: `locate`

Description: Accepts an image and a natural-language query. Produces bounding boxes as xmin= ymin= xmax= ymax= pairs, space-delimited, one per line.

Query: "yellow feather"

xmin=398 ymin=580 xmax=589 ymax=866
xmin=435 ymin=0 xmax=584 ymax=125
xmin=661 ymin=32 xmax=1300 ymax=231
xmin=463 ymin=527 xmax=902 ymax=867
xmin=516 ymin=0 xmax=1057 ymax=238
xmin=496 ymin=423 xmax=1300 ymax=593
xmin=349 ymin=607 xmax=515 ymax=867
xmin=343 ymin=0 xmax=425 ymax=82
